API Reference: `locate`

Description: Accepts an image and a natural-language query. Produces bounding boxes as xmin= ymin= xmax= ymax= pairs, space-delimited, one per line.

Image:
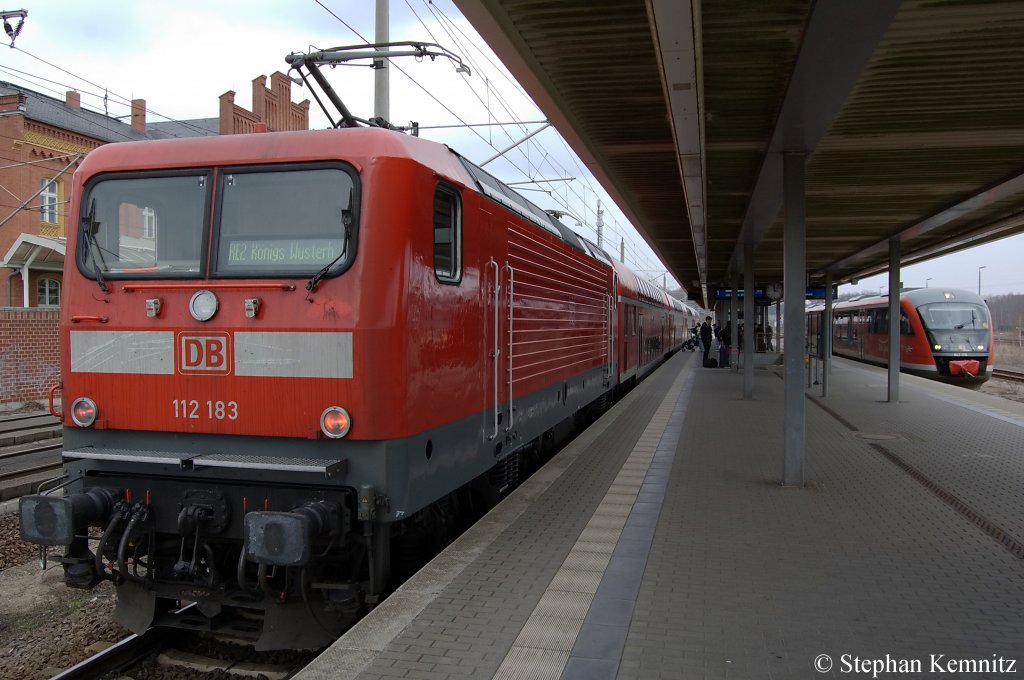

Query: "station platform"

xmin=295 ymin=351 xmax=1024 ymax=680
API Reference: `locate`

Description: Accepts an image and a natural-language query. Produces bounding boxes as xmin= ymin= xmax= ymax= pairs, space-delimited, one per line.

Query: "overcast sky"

xmin=0 ymin=0 xmax=678 ymax=286
xmin=2 ymin=1 xmax=1021 ymax=299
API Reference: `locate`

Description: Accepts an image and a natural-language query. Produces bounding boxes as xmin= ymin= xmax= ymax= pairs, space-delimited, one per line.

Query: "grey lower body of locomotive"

xmin=22 ymin=364 xmax=616 ymax=649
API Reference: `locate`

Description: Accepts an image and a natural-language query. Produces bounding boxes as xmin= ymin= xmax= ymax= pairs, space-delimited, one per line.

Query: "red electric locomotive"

xmin=809 ymin=287 xmax=994 ymax=384
xmin=18 ymin=126 xmax=689 ymax=649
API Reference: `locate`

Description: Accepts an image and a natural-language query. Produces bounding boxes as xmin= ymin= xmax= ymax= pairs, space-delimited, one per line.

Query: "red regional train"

xmin=808 ymin=288 xmax=994 ymax=384
xmin=18 ymin=126 xmax=696 ymax=649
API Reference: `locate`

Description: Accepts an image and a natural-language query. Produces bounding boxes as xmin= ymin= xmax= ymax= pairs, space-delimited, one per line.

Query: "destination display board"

xmin=714 ymin=286 xmax=838 ymax=300
xmin=224 ymin=238 xmax=343 ymax=267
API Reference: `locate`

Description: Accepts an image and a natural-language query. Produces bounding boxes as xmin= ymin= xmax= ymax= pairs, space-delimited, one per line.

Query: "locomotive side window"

xmin=433 ymin=184 xmax=462 ymax=283
xmin=869 ymin=308 xmax=915 ymax=335
xmin=836 ymin=312 xmax=853 ymax=340
xmin=215 ymin=165 xmax=356 ymax=276
xmin=900 ymin=311 xmax=914 ymax=336
xmin=78 ymin=173 xmax=209 ymax=279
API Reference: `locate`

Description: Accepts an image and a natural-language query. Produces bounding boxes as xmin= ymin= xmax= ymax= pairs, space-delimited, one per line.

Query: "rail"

xmin=0 ymin=459 xmax=62 ymax=484
xmin=50 ymin=608 xmax=314 ymax=678
xmin=51 ymin=628 xmax=171 ymax=680
xmin=0 ymin=413 xmax=62 ymax=490
xmin=992 ymin=368 xmax=1024 ymax=384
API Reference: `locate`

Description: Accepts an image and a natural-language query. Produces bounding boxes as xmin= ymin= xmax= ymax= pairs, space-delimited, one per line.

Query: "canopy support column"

xmin=888 ymin=238 xmax=901 ymax=403
xmin=743 ymin=239 xmax=755 ymax=398
xmin=731 ymin=274 xmax=739 ymax=373
xmin=783 ymin=152 xmax=806 ymax=487
xmin=823 ymin=271 xmax=833 ymax=398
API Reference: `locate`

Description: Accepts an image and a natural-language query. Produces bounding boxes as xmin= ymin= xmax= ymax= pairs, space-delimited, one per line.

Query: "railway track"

xmin=52 ymin=624 xmax=314 ymax=679
xmin=992 ymin=368 xmax=1024 ymax=383
xmin=0 ymin=411 xmax=62 ymax=496
xmin=52 ymin=628 xmax=170 ymax=679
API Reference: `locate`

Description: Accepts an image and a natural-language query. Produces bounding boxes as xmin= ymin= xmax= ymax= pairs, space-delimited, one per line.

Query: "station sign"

xmin=804 ymin=286 xmax=839 ymax=300
xmin=714 ymin=287 xmax=765 ymax=300
xmin=714 ymin=286 xmax=838 ymax=300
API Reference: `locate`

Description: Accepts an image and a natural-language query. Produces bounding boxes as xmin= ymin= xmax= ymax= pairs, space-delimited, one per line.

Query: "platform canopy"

xmin=454 ymin=0 xmax=1024 ymax=308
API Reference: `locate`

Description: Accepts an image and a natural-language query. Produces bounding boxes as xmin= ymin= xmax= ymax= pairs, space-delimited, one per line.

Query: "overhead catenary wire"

xmin=313 ymin=0 xmax=676 ymax=284
xmin=0 ymin=154 xmax=79 ymax=229
xmin=1 ymin=2 xmax=672 ymax=284
xmin=0 ymin=69 xmax=188 ymax=142
xmin=4 ymin=43 xmax=214 ymax=138
xmin=421 ymin=1 xmax=671 ymax=279
xmin=313 ymin=0 xmax=549 ymax=191
xmin=407 ymin=3 xmax=615 ymax=238
xmin=0 ymin=152 xmax=82 ymax=171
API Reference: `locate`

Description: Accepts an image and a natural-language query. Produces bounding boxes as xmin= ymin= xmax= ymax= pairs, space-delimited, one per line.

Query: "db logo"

xmin=176 ymin=332 xmax=231 ymax=375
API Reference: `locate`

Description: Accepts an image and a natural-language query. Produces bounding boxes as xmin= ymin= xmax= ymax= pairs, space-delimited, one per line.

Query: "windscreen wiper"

xmin=306 ymin=206 xmax=353 ymax=292
xmin=82 ymin=198 xmax=109 ymax=293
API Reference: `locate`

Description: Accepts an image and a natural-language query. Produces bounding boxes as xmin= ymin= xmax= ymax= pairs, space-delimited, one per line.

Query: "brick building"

xmin=0 ymin=75 xmax=308 ymax=406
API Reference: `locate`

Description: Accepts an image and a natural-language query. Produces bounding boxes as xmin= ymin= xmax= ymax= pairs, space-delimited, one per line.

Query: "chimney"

xmin=219 ymin=91 xmax=236 ymax=135
xmin=131 ymin=98 xmax=146 ymax=133
xmin=65 ymin=91 xmax=80 ymax=109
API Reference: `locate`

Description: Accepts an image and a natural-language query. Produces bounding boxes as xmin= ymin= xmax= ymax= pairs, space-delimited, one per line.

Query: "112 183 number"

xmin=172 ymin=399 xmax=239 ymax=420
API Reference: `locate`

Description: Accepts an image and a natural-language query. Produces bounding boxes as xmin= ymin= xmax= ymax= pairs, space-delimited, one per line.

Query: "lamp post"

xmin=925 ymin=277 xmax=932 ymax=287
xmin=978 ymin=265 xmax=986 ymax=296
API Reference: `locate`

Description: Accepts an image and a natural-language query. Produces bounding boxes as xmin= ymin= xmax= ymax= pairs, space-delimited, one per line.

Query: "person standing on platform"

xmin=700 ymin=316 xmax=714 ymax=365
xmin=766 ymin=323 xmax=774 ymax=351
xmin=718 ymin=321 xmax=731 ymax=367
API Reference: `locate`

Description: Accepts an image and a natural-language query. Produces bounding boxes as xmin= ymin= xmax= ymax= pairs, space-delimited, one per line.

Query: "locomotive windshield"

xmin=215 ymin=166 xmax=353 ymax=275
xmin=916 ymin=302 xmax=990 ymax=330
xmin=78 ymin=163 xmax=357 ymax=280
xmin=79 ymin=172 xmax=209 ymax=276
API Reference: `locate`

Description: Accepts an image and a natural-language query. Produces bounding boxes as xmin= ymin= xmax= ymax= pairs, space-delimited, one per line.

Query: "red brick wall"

xmin=0 ymin=308 xmax=60 ymax=405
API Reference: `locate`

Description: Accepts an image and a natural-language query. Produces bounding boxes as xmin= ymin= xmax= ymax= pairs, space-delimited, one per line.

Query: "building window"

xmin=40 ymin=178 xmax=59 ymax=224
xmin=433 ymin=184 xmax=462 ymax=283
xmin=142 ymin=206 xmax=157 ymax=239
xmin=38 ymin=278 xmax=60 ymax=306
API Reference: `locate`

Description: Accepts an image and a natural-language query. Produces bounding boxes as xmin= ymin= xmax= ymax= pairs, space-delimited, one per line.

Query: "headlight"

xmin=933 ymin=344 xmax=942 ymax=351
xmin=977 ymin=345 xmax=985 ymax=350
xmin=71 ymin=397 xmax=97 ymax=427
xmin=189 ymin=289 xmax=219 ymax=322
xmin=320 ymin=406 xmax=351 ymax=439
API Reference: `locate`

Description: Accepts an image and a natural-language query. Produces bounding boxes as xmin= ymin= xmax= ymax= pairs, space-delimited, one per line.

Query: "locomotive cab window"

xmin=215 ymin=164 xmax=357 ymax=277
xmin=78 ymin=172 xmax=209 ymax=279
xmin=433 ymin=184 xmax=462 ymax=283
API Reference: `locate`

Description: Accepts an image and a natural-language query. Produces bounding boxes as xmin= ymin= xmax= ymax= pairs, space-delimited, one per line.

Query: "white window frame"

xmin=142 ymin=206 xmax=156 ymax=238
xmin=37 ymin=278 xmax=60 ymax=306
xmin=40 ymin=178 xmax=59 ymax=224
